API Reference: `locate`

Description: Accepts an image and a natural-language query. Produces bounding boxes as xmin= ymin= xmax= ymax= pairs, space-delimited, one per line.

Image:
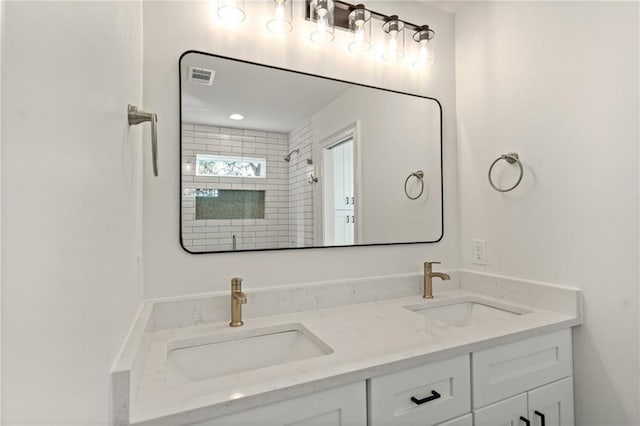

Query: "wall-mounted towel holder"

xmin=128 ymin=105 xmax=159 ymax=177
xmin=404 ymin=170 xmax=425 ymax=200
xmin=488 ymin=153 xmax=523 ymax=192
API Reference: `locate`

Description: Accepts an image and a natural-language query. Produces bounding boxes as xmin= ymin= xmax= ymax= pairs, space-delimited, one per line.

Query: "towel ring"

xmin=404 ymin=170 xmax=425 ymax=200
xmin=488 ymin=153 xmax=523 ymax=193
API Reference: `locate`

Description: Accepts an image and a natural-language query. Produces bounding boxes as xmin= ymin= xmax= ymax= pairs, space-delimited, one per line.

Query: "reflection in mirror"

xmin=180 ymin=51 xmax=442 ymax=253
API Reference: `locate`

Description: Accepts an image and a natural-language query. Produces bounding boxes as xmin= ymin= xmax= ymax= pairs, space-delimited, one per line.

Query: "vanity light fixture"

xmin=348 ymin=4 xmax=371 ymax=53
xmin=217 ymin=0 xmax=246 ymax=24
xmin=267 ymin=0 xmax=293 ymax=34
xmin=413 ymin=25 xmax=435 ymax=69
xmin=309 ymin=0 xmax=335 ymax=44
xmin=382 ymin=15 xmax=405 ymax=61
xmin=303 ymin=0 xmax=435 ymax=68
xmin=229 ymin=113 xmax=245 ymax=120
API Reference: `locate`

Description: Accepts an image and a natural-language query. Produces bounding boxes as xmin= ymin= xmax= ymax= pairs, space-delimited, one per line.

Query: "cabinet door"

xmin=190 ymin=381 xmax=366 ymax=426
xmin=528 ymin=378 xmax=574 ymax=426
xmin=474 ymin=393 xmax=528 ymax=426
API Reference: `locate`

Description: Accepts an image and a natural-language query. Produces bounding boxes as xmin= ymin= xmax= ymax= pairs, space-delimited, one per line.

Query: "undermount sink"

xmin=165 ymin=323 xmax=333 ymax=382
xmin=405 ymin=299 xmax=529 ymax=328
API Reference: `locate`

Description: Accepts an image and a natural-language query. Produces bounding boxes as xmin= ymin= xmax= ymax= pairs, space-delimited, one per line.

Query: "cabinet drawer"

xmin=368 ymin=355 xmax=471 ymax=425
xmin=472 ymin=329 xmax=573 ymax=408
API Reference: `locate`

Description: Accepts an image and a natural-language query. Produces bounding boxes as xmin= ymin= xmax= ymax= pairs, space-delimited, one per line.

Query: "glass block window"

xmin=196 ymin=154 xmax=266 ymax=178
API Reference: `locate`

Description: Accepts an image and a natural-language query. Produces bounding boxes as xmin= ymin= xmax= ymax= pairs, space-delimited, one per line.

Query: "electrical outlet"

xmin=472 ymin=240 xmax=487 ymax=265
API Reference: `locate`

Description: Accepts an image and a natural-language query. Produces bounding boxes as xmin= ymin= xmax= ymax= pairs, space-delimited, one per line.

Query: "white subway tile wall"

xmin=182 ymin=123 xmax=290 ymax=252
xmin=288 ymin=121 xmax=315 ymax=248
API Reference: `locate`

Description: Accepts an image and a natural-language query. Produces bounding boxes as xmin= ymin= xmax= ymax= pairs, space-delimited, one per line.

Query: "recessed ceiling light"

xmin=229 ymin=113 xmax=244 ymax=121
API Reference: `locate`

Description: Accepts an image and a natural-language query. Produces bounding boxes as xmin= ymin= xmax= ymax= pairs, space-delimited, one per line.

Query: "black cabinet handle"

xmin=410 ymin=390 xmax=441 ymax=405
xmin=535 ymin=411 xmax=546 ymax=426
xmin=520 ymin=417 xmax=531 ymax=426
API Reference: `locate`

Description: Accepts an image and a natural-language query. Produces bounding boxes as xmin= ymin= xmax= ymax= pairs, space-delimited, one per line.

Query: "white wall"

xmin=312 ymin=86 xmax=442 ymax=244
xmin=143 ymin=1 xmax=459 ymax=298
xmin=1 ymin=2 xmax=143 ymax=424
xmin=455 ymin=2 xmax=639 ymax=425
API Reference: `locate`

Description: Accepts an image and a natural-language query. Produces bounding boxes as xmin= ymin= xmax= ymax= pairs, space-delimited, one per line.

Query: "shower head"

xmin=284 ymin=149 xmax=300 ymax=162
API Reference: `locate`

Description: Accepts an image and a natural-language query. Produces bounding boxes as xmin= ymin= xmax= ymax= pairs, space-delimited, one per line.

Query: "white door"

xmin=528 ymin=378 xmax=575 ymax=426
xmin=325 ymin=138 xmax=354 ymax=245
xmin=474 ymin=393 xmax=528 ymax=426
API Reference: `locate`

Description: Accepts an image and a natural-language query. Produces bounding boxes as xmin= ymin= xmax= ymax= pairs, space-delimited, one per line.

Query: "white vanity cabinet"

xmin=183 ymin=329 xmax=574 ymax=426
xmin=189 ymin=381 xmax=367 ymax=426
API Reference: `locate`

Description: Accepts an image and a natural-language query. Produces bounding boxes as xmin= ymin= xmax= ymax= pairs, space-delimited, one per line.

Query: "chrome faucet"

xmin=230 ymin=277 xmax=247 ymax=327
xmin=423 ymin=261 xmax=450 ymax=299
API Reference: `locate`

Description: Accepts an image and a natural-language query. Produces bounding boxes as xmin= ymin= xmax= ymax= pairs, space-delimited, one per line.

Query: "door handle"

xmin=520 ymin=416 xmax=531 ymax=426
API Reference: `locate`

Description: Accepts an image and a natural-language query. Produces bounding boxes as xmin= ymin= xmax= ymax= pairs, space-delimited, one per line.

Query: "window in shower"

xmin=195 ymin=154 xmax=266 ymax=178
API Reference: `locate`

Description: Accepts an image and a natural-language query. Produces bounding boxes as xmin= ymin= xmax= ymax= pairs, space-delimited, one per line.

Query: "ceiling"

xmin=181 ymin=53 xmax=352 ymax=133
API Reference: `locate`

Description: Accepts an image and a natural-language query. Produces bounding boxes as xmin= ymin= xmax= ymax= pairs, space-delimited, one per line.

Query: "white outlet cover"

xmin=472 ymin=240 xmax=488 ymax=265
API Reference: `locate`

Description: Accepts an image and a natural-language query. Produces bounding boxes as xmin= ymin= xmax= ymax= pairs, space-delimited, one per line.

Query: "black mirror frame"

xmin=179 ymin=50 xmax=444 ymax=254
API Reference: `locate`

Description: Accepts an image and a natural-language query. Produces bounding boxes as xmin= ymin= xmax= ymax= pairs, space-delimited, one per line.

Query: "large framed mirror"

xmin=180 ymin=51 xmax=443 ymax=254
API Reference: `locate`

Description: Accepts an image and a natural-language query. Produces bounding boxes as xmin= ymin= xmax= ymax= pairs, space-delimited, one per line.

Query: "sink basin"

xmin=165 ymin=324 xmax=333 ymax=381
xmin=406 ymin=299 xmax=528 ymax=328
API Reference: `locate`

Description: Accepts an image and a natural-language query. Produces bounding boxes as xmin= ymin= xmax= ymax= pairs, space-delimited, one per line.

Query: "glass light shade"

xmin=348 ymin=6 xmax=372 ymax=53
xmin=413 ymin=26 xmax=435 ymax=69
xmin=217 ymin=0 xmax=246 ymax=24
xmin=310 ymin=0 xmax=335 ymax=44
xmin=382 ymin=16 xmax=405 ymax=61
xmin=267 ymin=0 xmax=293 ymax=34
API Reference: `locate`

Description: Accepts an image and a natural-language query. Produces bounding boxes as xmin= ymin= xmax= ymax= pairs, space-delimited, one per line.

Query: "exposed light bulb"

xmin=413 ymin=26 xmax=435 ymax=69
xmin=348 ymin=6 xmax=371 ymax=53
xmin=267 ymin=0 xmax=292 ymax=34
xmin=217 ymin=0 xmax=245 ymax=24
xmin=388 ymin=30 xmax=399 ymax=59
xmin=382 ymin=16 xmax=404 ymax=62
xmin=310 ymin=0 xmax=334 ymax=44
xmin=311 ymin=14 xmax=333 ymax=44
xmin=415 ymin=39 xmax=435 ymax=69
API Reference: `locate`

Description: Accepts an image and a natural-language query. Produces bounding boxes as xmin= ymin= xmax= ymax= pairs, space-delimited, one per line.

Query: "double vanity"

xmin=113 ymin=270 xmax=581 ymax=425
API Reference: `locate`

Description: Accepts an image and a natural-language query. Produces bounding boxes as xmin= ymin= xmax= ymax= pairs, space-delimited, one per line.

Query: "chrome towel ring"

xmin=488 ymin=153 xmax=523 ymax=193
xmin=404 ymin=170 xmax=425 ymax=200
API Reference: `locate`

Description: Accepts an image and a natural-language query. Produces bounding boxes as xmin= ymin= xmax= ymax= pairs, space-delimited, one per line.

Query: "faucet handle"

xmin=231 ymin=277 xmax=243 ymax=290
xmin=424 ymin=261 xmax=441 ymax=266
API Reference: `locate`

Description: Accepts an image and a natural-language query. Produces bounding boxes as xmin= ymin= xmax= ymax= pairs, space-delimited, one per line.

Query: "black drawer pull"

xmin=520 ymin=416 xmax=531 ymax=426
xmin=535 ymin=411 xmax=546 ymax=426
xmin=410 ymin=390 xmax=441 ymax=405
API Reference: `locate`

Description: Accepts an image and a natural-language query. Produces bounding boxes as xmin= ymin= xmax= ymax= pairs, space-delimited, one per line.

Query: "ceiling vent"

xmin=188 ymin=66 xmax=215 ymax=86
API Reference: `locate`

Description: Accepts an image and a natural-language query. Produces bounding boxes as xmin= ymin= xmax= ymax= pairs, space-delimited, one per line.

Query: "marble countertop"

xmin=125 ymin=278 xmax=582 ymax=425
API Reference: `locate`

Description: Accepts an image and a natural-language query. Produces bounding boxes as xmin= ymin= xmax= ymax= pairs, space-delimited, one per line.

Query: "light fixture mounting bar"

xmin=304 ymin=0 xmax=428 ymax=33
